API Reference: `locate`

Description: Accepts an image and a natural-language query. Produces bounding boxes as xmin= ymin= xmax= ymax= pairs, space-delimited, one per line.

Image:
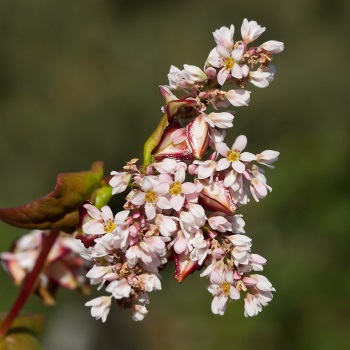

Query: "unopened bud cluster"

xmin=80 ymin=19 xmax=283 ymax=322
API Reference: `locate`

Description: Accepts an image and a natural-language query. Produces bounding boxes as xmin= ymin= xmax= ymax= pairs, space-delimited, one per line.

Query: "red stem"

xmin=0 ymin=230 xmax=60 ymax=337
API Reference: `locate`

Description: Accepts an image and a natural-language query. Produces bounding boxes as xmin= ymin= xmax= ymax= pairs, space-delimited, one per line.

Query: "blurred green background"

xmin=0 ymin=0 xmax=349 ymax=349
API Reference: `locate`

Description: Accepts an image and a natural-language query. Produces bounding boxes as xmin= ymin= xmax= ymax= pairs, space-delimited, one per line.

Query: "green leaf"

xmin=0 ymin=314 xmax=45 ymax=350
xmin=0 ymin=333 xmax=44 ymax=350
xmin=143 ymin=114 xmax=168 ymax=170
xmin=0 ymin=162 xmax=104 ymax=233
xmin=0 ymin=314 xmax=45 ymax=335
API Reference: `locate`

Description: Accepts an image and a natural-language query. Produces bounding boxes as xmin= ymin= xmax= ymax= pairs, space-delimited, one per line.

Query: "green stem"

xmin=0 ymin=230 xmax=60 ymax=338
xmin=142 ymin=114 xmax=168 ymax=171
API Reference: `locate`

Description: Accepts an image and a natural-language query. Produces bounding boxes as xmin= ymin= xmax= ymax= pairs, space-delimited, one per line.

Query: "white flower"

xmin=258 ymin=40 xmax=284 ymax=54
xmin=109 ymin=171 xmax=131 ymax=194
xmin=208 ymin=270 xmax=240 ymax=315
xmin=205 ymin=111 xmax=235 ymax=129
xmin=105 ymin=278 xmax=132 ymax=299
xmin=213 ymin=25 xmax=235 ymax=51
xmin=225 ymin=89 xmax=251 ymax=107
xmin=249 ymin=65 xmax=276 ymax=88
xmin=85 ymin=296 xmax=112 ymax=323
xmin=216 ymin=135 xmax=256 ymax=173
xmin=82 ymin=204 xmax=129 ymax=235
xmin=241 ymin=18 xmax=265 ymax=44
xmin=130 ymin=177 xmax=172 ymax=220
xmin=256 ymin=150 xmax=280 ymax=168
xmin=207 ymin=45 xmax=244 ymax=85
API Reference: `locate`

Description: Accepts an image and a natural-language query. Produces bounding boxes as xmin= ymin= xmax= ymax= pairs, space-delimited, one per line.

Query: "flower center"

xmin=145 ymin=190 xmax=158 ymax=203
xmin=221 ymin=281 xmax=231 ymax=295
xmin=223 ymin=57 xmax=234 ymax=70
xmin=169 ymin=181 xmax=182 ymax=196
xmin=104 ymin=219 xmax=116 ymax=233
xmin=227 ymin=149 xmax=240 ymax=162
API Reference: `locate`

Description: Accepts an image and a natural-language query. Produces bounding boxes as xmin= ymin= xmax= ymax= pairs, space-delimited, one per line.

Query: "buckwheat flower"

xmin=170 ymin=230 xmax=191 ymax=255
xmin=213 ymin=25 xmax=235 ymax=51
xmin=228 ymin=214 xmax=246 ymax=234
xmin=105 ymin=278 xmax=132 ymax=300
xmin=183 ymin=64 xmax=207 ymax=84
xmin=225 ymin=89 xmax=251 ymax=107
xmin=208 ymin=214 xmax=232 ymax=233
xmin=216 ymin=135 xmax=256 ymax=173
xmin=241 ymin=18 xmax=266 ymax=44
xmin=189 ymin=231 xmax=209 ymax=265
xmin=204 ymin=111 xmax=235 ymax=129
xmin=85 ymin=296 xmax=112 ymax=323
xmin=132 ymin=294 xmax=149 ymax=321
xmin=256 ymin=150 xmax=280 ymax=168
xmin=193 ymin=158 xmax=217 ymax=181
xmin=258 ymin=40 xmax=284 ymax=54
xmin=167 ymin=167 xmax=198 ymax=211
xmin=208 ymin=270 xmax=240 ymax=315
xmin=207 ymin=45 xmax=244 ymax=85
xmin=86 ymin=265 xmax=115 ymax=289
xmin=249 ymin=65 xmax=276 ymax=88
xmin=155 ymin=214 xmax=178 ymax=237
xmin=130 ymin=177 xmax=172 ymax=220
xmin=82 ymin=204 xmax=130 ymax=236
xmin=109 ymin=171 xmax=132 ymax=194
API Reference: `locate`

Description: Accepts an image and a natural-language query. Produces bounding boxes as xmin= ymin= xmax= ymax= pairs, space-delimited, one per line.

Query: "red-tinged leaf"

xmin=0 ymin=162 xmax=104 ymax=233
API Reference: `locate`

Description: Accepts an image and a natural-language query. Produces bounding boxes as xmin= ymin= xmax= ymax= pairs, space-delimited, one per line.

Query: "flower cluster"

xmin=81 ymin=19 xmax=283 ymax=322
xmin=0 ymin=230 xmax=91 ymax=305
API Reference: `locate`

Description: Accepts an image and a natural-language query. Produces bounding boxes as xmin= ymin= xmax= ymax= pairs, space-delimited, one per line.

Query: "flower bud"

xmin=186 ymin=115 xmax=210 ymax=159
xmin=198 ymin=174 xmax=237 ymax=215
xmin=173 ymin=250 xmax=200 ymax=283
xmin=152 ymin=121 xmax=193 ymax=161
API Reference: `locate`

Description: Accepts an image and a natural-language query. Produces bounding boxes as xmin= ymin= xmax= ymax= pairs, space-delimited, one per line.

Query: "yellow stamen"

xmin=221 ymin=281 xmax=231 ymax=295
xmin=104 ymin=220 xmax=116 ymax=233
xmin=169 ymin=181 xmax=182 ymax=196
xmin=145 ymin=190 xmax=158 ymax=203
xmin=227 ymin=149 xmax=240 ymax=162
xmin=223 ymin=57 xmax=234 ymax=70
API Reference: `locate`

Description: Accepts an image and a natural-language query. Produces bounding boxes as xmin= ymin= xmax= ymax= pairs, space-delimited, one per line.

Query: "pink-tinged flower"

xmin=197 ymin=174 xmax=237 ymax=215
xmin=137 ymin=273 xmax=162 ymax=292
xmin=109 ymin=171 xmax=132 ymax=194
xmin=82 ymin=204 xmax=129 ymax=236
xmin=246 ymin=166 xmax=272 ymax=202
xmin=216 ymin=135 xmax=256 ymax=173
xmin=155 ymin=214 xmax=178 ymax=237
xmin=167 ymin=64 xmax=206 ymax=90
xmin=166 ymin=167 xmax=198 ymax=211
xmin=130 ymin=177 xmax=171 ymax=220
xmin=208 ymin=270 xmax=240 ymax=315
xmin=256 ymin=150 xmax=280 ymax=168
xmin=258 ymin=40 xmax=284 ymax=54
xmin=225 ymin=89 xmax=251 ymax=107
xmin=170 ymin=230 xmax=191 ymax=255
xmin=250 ymin=254 xmax=267 ymax=271
xmin=85 ymin=296 xmax=112 ymax=323
xmin=208 ymin=214 xmax=232 ymax=233
xmin=227 ymin=234 xmax=252 ymax=266
xmin=241 ymin=18 xmax=266 ymax=44
xmin=204 ymin=111 xmax=235 ymax=129
xmin=152 ymin=121 xmax=193 ymax=161
xmin=0 ymin=230 xmax=91 ymax=304
xmin=249 ymin=65 xmax=276 ymax=88
xmin=105 ymin=278 xmax=132 ymax=299
xmin=213 ymin=25 xmax=235 ymax=51
xmin=86 ymin=265 xmax=115 ymax=288
xmin=186 ymin=115 xmax=210 ymax=159
xmin=207 ymin=45 xmax=244 ymax=85
xmin=244 ymin=274 xmax=275 ymax=317
xmin=131 ymin=294 xmax=149 ymax=322
xmin=228 ymin=214 xmax=246 ymax=234
xmin=152 ymin=158 xmax=187 ymax=175
xmin=193 ymin=158 xmax=217 ymax=181
xmin=189 ymin=232 xmax=209 ymax=265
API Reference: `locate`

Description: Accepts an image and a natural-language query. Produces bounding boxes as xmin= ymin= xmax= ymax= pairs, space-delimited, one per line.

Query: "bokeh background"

xmin=1 ymin=0 xmax=349 ymax=349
